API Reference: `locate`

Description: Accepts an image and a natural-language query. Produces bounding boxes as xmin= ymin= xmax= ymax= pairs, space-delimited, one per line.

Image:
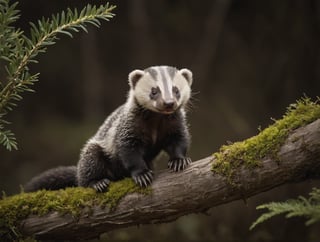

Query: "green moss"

xmin=0 ymin=178 xmax=150 ymax=240
xmin=212 ymin=97 xmax=320 ymax=181
xmin=99 ymin=178 xmax=151 ymax=208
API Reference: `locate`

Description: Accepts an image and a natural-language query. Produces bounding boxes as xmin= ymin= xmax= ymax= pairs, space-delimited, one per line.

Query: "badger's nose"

xmin=164 ymin=100 xmax=175 ymax=109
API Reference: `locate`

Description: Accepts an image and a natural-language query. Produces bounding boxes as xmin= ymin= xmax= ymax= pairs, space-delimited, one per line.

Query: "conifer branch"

xmin=250 ymin=188 xmax=320 ymax=230
xmin=0 ymin=1 xmax=116 ymax=150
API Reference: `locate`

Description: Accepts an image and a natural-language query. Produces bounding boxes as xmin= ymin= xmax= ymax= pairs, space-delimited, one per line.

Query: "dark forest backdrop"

xmin=1 ymin=0 xmax=320 ymax=241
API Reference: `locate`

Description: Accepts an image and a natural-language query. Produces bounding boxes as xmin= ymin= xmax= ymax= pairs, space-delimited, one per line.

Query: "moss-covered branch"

xmin=212 ymin=98 xmax=320 ymax=180
xmin=1 ymin=100 xmax=320 ymax=241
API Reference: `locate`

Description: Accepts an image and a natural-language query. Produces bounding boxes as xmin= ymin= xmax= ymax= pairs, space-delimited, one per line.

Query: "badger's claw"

xmin=168 ymin=157 xmax=192 ymax=172
xmin=91 ymin=178 xmax=110 ymax=193
xmin=132 ymin=170 xmax=153 ymax=188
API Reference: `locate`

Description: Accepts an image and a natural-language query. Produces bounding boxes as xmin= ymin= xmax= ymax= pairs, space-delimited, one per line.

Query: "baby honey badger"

xmin=25 ymin=66 xmax=193 ymax=193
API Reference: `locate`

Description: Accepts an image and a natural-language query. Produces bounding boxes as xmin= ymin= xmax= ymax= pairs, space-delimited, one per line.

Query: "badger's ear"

xmin=128 ymin=70 xmax=144 ymax=89
xmin=179 ymin=68 xmax=193 ymax=86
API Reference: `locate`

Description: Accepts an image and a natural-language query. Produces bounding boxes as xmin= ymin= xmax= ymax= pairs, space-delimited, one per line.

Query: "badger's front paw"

xmin=90 ymin=178 xmax=110 ymax=193
xmin=132 ymin=169 xmax=153 ymax=188
xmin=168 ymin=157 xmax=192 ymax=172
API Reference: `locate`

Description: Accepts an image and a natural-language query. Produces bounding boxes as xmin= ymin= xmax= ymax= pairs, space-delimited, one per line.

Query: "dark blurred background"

xmin=1 ymin=0 xmax=320 ymax=241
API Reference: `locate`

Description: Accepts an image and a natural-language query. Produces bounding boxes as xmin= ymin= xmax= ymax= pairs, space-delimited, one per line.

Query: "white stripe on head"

xmin=158 ymin=66 xmax=173 ymax=100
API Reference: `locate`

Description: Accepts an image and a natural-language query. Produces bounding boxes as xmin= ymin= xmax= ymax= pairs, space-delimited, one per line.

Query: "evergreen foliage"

xmin=0 ymin=0 xmax=115 ymax=150
xmin=250 ymin=188 xmax=320 ymax=230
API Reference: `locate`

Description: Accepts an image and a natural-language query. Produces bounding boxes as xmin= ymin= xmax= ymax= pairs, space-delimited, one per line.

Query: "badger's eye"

xmin=173 ymin=86 xmax=180 ymax=99
xmin=150 ymin=87 xmax=160 ymax=99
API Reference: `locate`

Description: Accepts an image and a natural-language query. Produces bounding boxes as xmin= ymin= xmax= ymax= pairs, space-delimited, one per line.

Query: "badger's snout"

xmin=157 ymin=98 xmax=178 ymax=114
xmin=163 ymin=100 xmax=175 ymax=109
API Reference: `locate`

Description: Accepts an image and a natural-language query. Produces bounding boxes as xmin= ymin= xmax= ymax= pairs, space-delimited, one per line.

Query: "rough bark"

xmin=20 ymin=119 xmax=320 ymax=240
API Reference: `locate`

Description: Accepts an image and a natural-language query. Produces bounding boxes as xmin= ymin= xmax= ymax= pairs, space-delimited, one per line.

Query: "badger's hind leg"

xmin=77 ymin=142 xmax=113 ymax=192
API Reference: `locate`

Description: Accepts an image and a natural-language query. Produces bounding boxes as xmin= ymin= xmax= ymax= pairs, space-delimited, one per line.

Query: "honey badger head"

xmin=128 ymin=66 xmax=193 ymax=114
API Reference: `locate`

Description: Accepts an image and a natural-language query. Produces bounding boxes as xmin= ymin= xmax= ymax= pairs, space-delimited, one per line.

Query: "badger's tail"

xmin=24 ymin=166 xmax=77 ymax=192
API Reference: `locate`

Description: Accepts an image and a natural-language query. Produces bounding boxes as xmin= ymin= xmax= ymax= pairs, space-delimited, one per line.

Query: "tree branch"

xmin=18 ymin=118 xmax=320 ymax=240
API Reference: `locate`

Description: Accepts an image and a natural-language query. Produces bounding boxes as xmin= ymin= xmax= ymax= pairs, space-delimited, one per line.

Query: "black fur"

xmin=24 ymin=166 xmax=77 ymax=192
xmin=77 ymin=104 xmax=191 ymax=192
